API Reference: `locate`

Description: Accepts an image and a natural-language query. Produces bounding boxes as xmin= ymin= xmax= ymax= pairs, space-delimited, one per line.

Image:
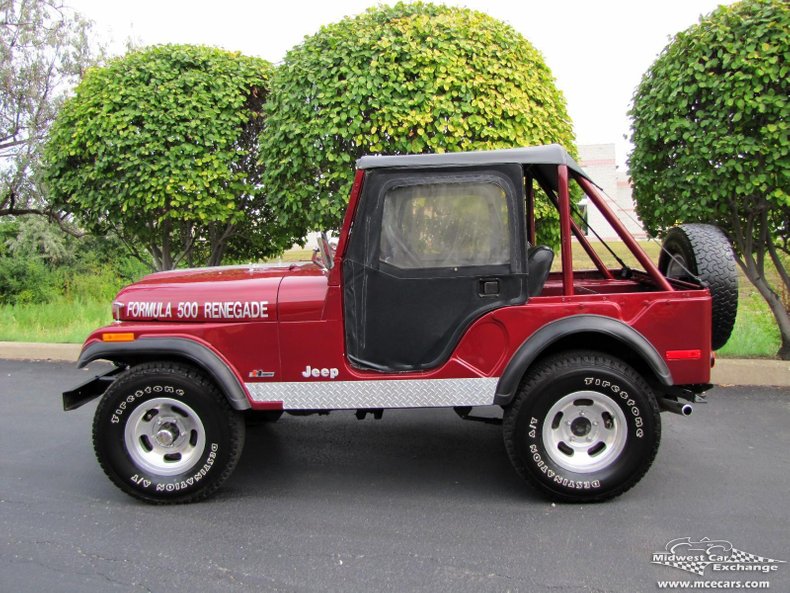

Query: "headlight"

xmin=112 ymin=301 xmax=123 ymax=321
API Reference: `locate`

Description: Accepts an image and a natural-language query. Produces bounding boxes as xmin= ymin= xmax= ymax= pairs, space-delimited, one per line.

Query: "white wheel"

xmin=93 ymin=362 xmax=245 ymax=503
xmin=541 ymin=391 xmax=627 ymax=473
xmin=124 ymin=398 xmax=207 ymax=476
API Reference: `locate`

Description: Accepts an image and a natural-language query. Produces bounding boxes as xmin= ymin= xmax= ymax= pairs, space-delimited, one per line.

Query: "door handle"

xmin=479 ymin=279 xmax=500 ymax=297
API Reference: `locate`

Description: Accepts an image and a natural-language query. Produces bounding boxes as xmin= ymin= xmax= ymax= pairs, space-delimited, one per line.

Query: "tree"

xmin=1 ymin=0 xmax=96 ymax=229
xmin=45 ymin=44 xmax=299 ymax=270
xmin=260 ymin=1 xmax=576 ymax=246
xmin=629 ymin=0 xmax=790 ymax=358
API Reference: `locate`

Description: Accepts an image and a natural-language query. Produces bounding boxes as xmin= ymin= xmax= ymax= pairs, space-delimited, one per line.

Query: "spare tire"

xmin=658 ymin=224 xmax=738 ymax=350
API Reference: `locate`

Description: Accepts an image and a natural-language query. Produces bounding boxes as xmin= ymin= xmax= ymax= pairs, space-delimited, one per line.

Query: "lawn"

xmin=0 ymin=297 xmax=114 ymax=344
xmin=0 ymin=241 xmax=782 ymax=358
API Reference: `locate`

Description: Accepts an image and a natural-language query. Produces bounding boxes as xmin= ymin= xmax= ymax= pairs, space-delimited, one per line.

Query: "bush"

xmin=45 ymin=44 xmax=291 ymax=270
xmin=0 ymin=257 xmax=60 ymax=304
xmin=261 ymin=2 xmax=576 ymax=246
xmin=629 ymin=0 xmax=790 ymax=358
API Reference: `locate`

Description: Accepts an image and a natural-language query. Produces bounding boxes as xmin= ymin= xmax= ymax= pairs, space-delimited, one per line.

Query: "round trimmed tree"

xmin=629 ymin=0 xmax=790 ymax=358
xmin=45 ymin=44 xmax=300 ymax=270
xmin=260 ymin=1 xmax=576 ymax=246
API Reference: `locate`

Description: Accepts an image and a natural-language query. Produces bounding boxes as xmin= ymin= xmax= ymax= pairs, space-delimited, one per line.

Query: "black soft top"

xmin=356 ymin=143 xmax=590 ymax=186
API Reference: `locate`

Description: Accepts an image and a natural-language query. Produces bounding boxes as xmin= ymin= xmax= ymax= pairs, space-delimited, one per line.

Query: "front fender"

xmin=494 ymin=314 xmax=673 ymax=406
xmin=65 ymin=337 xmax=251 ymax=411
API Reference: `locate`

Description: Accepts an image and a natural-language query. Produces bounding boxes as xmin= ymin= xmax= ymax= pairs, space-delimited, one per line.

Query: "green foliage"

xmin=0 ymin=216 xmax=148 ymax=305
xmin=0 ymin=297 xmax=113 ymax=343
xmin=261 ymin=1 xmax=575 ymax=246
xmin=5 ymin=215 xmax=71 ymax=264
xmin=0 ymin=256 xmax=60 ymax=304
xmin=629 ymin=0 xmax=790 ymax=358
xmin=45 ymin=44 xmax=297 ymax=270
xmin=629 ymin=0 xmax=789 ymax=233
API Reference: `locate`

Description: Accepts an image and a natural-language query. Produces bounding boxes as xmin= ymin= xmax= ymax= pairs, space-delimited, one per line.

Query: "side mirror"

xmin=313 ymin=231 xmax=334 ymax=271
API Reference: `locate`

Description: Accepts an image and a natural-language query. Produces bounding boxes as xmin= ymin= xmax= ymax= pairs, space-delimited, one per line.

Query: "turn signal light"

xmin=102 ymin=332 xmax=135 ymax=343
xmin=665 ymin=349 xmax=702 ymax=361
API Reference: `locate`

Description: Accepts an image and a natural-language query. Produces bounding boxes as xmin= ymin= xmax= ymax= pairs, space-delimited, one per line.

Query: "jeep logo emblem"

xmin=301 ymin=365 xmax=339 ymax=379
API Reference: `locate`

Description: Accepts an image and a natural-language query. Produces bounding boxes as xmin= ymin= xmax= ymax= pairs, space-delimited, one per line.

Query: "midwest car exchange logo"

xmin=652 ymin=537 xmax=786 ymax=576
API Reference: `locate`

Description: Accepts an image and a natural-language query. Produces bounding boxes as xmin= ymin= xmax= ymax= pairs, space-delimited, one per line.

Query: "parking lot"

xmin=1 ymin=359 xmax=788 ymax=592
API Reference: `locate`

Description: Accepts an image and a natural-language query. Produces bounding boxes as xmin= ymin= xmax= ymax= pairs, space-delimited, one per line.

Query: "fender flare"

xmin=493 ymin=315 xmax=672 ymax=406
xmin=76 ymin=337 xmax=251 ymax=411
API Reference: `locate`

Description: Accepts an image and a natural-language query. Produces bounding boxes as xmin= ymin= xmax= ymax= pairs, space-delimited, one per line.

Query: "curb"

xmin=711 ymin=358 xmax=790 ymax=388
xmin=0 ymin=341 xmax=787 ymax=388
xmin=0 ymin=342 xmax=82 ymax=363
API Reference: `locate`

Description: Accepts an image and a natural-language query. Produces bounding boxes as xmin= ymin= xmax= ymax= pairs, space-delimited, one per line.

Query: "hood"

xmin=113 ymin=262 xmax=323 ymax=322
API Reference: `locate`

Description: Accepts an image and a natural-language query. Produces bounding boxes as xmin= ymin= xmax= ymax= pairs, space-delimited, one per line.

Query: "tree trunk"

xmin=740 ymin=266 xmax=790 ymax=361
xmin=779 ymin=334 xmax=790 ymax=361
xmin=730 ymin=203 xmax=790 ymax=360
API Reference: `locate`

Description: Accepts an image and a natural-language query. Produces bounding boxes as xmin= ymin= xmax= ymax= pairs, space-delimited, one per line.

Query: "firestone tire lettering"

xmin=503 ymin=350 xmax=661 ymax=503
xmin=93 ymin=362 xmax=245 ymax=504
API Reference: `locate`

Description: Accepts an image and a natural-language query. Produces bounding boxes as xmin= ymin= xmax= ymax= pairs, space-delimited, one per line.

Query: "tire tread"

xmin=92 ymin=361 xmax=245 ymax=504
xmin=503 ymin=350 xmax=661 ymax=503
xmin=659 ymin=224 xmax=738 ymax=350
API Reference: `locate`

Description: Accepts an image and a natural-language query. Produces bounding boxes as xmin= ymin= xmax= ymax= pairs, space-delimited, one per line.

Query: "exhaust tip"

xmin=660 ymin=397 xmax=694 ymax=416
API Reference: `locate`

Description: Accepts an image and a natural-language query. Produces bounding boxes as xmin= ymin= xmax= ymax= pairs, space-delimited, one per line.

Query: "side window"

xmin=379 ymin=180 xmax=511 ymax=269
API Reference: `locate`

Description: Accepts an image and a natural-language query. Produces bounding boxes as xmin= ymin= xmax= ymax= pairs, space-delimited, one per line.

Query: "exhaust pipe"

xmin=660 ymin=398 xmax=693 ymax=416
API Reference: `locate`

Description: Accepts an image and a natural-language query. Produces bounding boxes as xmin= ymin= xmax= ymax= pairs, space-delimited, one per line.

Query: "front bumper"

xmin=62 ymin=366 xmax=124 ymax=411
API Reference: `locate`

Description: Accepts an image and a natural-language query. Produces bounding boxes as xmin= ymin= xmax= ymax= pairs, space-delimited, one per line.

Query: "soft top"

xmin=356 ymin=143 xmax=590 ymax=183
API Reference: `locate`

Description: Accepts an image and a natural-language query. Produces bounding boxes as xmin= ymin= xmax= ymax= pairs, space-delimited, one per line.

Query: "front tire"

xmin=503 ymin=351 xmax=660 ymax=502
xmin=93 ymin=362 xmax=245 ymax=504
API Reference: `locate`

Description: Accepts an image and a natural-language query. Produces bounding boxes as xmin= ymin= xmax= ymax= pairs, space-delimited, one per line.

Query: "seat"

xmin=527 ymin=245 xmax=554 ymax=297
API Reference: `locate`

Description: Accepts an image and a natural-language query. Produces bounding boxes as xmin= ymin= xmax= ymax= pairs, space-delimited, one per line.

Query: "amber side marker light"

xmin=666 ymin=349 xmax=702 ymax=361
xmin=102 ymin=332 xmax=135 ymax=343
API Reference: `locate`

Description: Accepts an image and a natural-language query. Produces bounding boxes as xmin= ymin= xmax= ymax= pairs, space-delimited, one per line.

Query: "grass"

xmin=0 ymin=241 xmax=783 ymax=358
xmin=716 ymin=283 xmax=780 ymax=358
xmin=0 ymin=297 xmax=113 ymax=343
xmin=266 ymin=249 xmax=314 ymax=263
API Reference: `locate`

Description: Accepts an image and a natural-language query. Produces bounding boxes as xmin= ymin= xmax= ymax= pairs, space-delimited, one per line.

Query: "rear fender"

xmin=494 ymin=315 xmax=672 ymax=406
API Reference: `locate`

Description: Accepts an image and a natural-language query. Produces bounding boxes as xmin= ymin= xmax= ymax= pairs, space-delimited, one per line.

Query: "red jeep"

xmin=63 ymin=145 xmax=738 ymax=504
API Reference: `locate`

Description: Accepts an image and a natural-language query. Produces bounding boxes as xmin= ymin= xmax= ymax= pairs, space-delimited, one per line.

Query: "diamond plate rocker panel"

xmin=245 ymin=377 xmax=499 ymax=410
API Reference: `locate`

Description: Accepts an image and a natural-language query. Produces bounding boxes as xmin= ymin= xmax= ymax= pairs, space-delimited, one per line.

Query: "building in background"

xmin=577 ymin=144 xmax=645 ymax=240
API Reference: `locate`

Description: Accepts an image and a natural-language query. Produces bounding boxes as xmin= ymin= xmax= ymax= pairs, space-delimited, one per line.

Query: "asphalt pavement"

xmin=1 ymin=359 xmax=788 ymax=593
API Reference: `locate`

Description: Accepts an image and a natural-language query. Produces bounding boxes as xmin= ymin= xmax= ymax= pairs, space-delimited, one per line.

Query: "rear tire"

xmin=503 ymin=351 xmax=661 ymax=502
xmin=93 ymin=362 xmax=245 ymax=504
xmin=658 ymin=224 xmax=738 ymax=350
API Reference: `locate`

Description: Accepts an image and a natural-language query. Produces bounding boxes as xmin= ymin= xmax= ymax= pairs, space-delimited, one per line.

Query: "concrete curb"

xmin=0 ymin=342 xmax=82 ymax=363
xmin=0 ymin=341 xmax=787 ymax=388
xmin=711 ymin=358 xmax=790 ymax=388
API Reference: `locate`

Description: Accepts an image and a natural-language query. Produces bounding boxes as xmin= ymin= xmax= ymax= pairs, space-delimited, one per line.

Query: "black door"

xmin=343 ymin=165 xmax=527 ymax=371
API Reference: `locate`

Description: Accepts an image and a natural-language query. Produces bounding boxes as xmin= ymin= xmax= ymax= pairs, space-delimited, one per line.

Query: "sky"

xmin=66 ymin=0 xmax=736 ymax=168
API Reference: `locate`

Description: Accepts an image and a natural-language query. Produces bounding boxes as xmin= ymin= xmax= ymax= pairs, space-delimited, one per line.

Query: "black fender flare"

xmin=494 ymin=315 xmax=673 ymax=406
xmin=74 ymin=337 xmax=251 ymax=411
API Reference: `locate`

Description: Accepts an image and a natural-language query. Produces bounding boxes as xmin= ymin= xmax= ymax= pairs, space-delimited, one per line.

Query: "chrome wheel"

xmin=124 ymin=397 xmax=206 ymax=476
xmin=541 ymin=390 xmax=627 ymax=474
